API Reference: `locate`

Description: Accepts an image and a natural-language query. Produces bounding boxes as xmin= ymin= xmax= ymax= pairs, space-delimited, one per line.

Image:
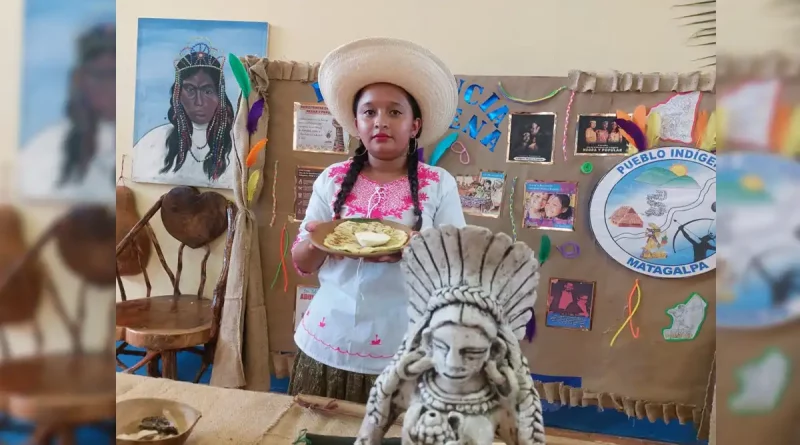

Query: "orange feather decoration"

xmin=770 ymin=104 xmax=792 ymax=152
xmin=246 ymin=138 xmax=268 ymax=168
xmin=693 ymin=111 xmax=709 ymax=147
xmin=632 ymin=105 xmax=647 ymax=133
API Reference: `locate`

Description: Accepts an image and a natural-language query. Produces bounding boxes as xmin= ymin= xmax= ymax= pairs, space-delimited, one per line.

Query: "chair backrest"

xmin=116 ymin=186 xmax=237 ymax=345
xmin=0 ymin=205 xmax=116 ymax=358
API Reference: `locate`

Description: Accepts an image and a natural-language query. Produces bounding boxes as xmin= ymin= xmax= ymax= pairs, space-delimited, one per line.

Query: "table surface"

xmin=115 ymin=374 xmax=672 ymax=445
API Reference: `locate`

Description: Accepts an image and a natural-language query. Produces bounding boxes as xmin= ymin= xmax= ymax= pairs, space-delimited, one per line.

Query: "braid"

xmin=407 ymin=138 xmax=423 ymax=231
xmin=332 ymin=146 xmax=368 ymax=219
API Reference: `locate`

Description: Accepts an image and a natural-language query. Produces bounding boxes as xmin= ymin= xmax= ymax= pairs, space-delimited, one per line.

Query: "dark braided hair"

xmin=331 ymin=87 xmax=424 ymax=231
xmin=162 ymin=49 xmax=234 ymax=181
xmin=59 ymin=24 xmax=115 ymax=186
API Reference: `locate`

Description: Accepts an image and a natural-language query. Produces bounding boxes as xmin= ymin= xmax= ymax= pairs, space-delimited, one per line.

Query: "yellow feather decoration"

xmin=783 ymin=106 xmax=800 ymax=158
xmin=247 ymin=170 xmax=261 ymax=203
xmin=700 ymin=110 xmax=717 ymax=152
xmin=645 ymin=111 xmax=661 ymax=149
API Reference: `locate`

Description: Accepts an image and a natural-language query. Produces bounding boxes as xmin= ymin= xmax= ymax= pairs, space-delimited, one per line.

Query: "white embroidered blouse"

xmin=293 ymin=160 xmax=467 ymax=375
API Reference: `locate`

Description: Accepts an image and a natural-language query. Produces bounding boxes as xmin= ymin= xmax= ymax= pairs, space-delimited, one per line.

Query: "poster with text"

xmin=523 ymin=181 xmax=577 ymax=231
xmin=295 ymin=285 xmax=318 ymax=332
xmin=132 ymin=18 xmax=269 ymax=189
xmin=294 ymin=166 xmax=325 ymax=221
xmin=589 ymin=147 xmax=716 ymax=279
xmin=17 ymin=0 xmax=115 ymax=203
xmin=575 ymin=114 xmax=627 ymax=155
xmin=455 ymin=171 xmax=505 ymax=217
xmin=293 ymin=103 xmax=350 ymax=154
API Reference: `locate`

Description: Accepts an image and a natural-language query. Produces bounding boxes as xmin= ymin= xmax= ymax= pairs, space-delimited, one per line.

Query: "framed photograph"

xmin=293 ymin=102 xmax=350 ymax=154
xmin=455 ymin=171 xmax=506 ymax=218
xmin=523 ymin=180 xmax=577 ymax=231
xmin=131 ymin=18 xmax=270 ymax=189
xmin=294 ymin=166 xmax=325 ymax=221
xmin=506 ymin=112 xmax=556 ymax=164
xmin=546 ymin=278 xmax=596 ymax=330
xmin=575 ymin=114 xmax=627 ymax=155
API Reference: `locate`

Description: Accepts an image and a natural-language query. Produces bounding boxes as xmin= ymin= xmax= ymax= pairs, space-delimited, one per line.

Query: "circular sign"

xmin=589 ymin=147 xmax=716 ymax=278
xmin=717 ymin=153 xmax=800 ymax=329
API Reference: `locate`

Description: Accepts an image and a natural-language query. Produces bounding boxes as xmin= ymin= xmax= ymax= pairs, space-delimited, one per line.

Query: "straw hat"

xmin=318 ymin=37 xmax=458 ymax=149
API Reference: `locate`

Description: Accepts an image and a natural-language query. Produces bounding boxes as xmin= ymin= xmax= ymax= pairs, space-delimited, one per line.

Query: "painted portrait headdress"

xmin=168 ymin=40 xmax=232 ymax=180
xmin=402 ymin=225 xmax=540 ymax=351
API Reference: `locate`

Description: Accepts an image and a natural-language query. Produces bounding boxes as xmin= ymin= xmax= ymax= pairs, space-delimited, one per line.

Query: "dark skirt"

xmin=288 ymin=350 xmax=378 ymax=404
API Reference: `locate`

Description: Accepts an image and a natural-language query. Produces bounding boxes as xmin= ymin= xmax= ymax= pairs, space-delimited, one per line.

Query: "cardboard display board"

xmin=247 ymin=60 xmax=716 ymax=432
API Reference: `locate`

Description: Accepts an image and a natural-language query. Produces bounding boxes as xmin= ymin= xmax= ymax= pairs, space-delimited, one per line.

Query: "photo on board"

xmin=455 ymin=171 xmax=505 ymax=218
xmin=575 ymin=113 xmax=628 ymax=155
xmin=293 ymin=103 xmax=351 ymax=154
xmin=523 ymin=180 xmax=578 ymax=231
xmin=17 ymin=0 xmax=115 ymax=203
xmin=546 ymin=278 xmax=596 ymax=331
xmin=506 ymin=112 xmax=556 ymax=164
xmin=131 ymin=18 xmax=269 ymax=189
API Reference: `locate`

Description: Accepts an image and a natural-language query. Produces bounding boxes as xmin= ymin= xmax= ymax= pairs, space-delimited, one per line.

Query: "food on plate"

xmin=116 ymin=414 xmax=179 ymax=441
xmin=323 ymin=221 xmax=408 ymax=254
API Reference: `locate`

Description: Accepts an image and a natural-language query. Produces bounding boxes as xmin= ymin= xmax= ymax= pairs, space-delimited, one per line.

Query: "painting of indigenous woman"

xmin=131 ymin=18 xmax=269 ymax=189
xmin=18 ymin=0 xmax=115 ymax=203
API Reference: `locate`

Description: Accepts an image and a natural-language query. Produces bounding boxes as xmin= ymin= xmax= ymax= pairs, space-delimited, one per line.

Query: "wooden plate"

xmin=309 ymin=219 xmax=413 ymax=259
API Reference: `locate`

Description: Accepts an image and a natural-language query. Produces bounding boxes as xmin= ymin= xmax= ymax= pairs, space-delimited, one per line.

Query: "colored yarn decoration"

xmin=538 ymin=235 xmax=551 ymax=266
xmin=524 ymin=309 xmax=536 ymax=342
xmin=269 ymin=160 xmax=278 ymax=227
xmin=561 ymin=90 xmax=576 ymax=162
xmin=246 ymin=170 xmax=260 ymax=203
xmin=270 ymin=222 xmax=290 ymax=292
xmin=229 ymin=53 xmax=251 ymax=98
xmin=429 ymin=132 xmax=458 ymax=166
xmin=417 ymin=146 xmax=424 ymax=162
xmin=247 ymin=98 xmax=265 ymax=134
xmin=509 ymin=177 xmax=518 ymax=242
xmin=610 ymin=279 xmax=642 ymax=347
xmin=497 ymin=83 xmax=566 ymax=104
xmin=246 ymin=138 xmax=267 ymax=168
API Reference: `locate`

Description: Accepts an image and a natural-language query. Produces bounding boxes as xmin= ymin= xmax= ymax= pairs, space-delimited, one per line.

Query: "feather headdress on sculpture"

xmin=401 ymin=225 xmax=540 ymax=345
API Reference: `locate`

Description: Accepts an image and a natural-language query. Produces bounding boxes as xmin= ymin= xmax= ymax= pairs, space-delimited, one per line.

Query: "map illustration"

xmin=662 ymin=293 xmax=708 ymax=341
xmin=590 ymin=147 xmax=716 ymax=278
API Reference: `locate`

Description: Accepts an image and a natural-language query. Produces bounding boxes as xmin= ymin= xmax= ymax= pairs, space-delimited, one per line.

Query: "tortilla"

xmin=323 ymin=221 xmax=409 ymax=255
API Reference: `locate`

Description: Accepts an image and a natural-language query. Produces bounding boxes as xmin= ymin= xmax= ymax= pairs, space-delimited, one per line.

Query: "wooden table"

xmin=115 ymin=374 xmax=674 ymax=444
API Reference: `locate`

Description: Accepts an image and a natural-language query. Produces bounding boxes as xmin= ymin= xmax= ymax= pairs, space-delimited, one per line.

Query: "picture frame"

xmin=506 ymin=112 xmax=557 ymax=164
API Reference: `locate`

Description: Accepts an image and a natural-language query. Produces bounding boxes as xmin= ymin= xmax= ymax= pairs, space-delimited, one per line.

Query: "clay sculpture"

xmin=356 ymin=225 xmax=545 ymax=445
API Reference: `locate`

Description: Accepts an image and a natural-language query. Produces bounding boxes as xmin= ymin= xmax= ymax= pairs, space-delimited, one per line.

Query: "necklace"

xmin=188 ymin=145 xmax=213 ymax=162
xmin=417 ymin=371 xmax=499 ymax=415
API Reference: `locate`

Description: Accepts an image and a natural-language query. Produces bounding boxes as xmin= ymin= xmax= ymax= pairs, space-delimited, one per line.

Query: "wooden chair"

xmin=115 ymin=186 xmax=236 ymax=381
xmin=0 ymin=204 xmax=116 ymax=444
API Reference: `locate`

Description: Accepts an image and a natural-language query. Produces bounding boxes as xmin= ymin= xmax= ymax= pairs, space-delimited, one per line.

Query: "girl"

xmin=289 ymin=38 xmax=465 ymax=403
xmin=544 ymin=194 xmax=574 ymax=221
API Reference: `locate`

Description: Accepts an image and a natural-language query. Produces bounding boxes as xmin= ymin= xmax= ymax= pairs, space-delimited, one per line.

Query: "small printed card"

xmin=662 ymin=292 xmax=708 ymax=341
xmin=545 ymin=278 xmax=595 ymax=330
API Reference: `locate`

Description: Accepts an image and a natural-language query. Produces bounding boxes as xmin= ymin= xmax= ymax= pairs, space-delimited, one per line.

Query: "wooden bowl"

xmin=309 ymin=219 xmax=413 ymax=259
xmin=116 ymin=398 xmax=201 ymax=445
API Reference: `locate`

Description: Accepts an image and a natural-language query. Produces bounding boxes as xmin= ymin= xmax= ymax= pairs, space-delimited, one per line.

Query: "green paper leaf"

xmin=538 ymin=235 xmax=551 ymax=265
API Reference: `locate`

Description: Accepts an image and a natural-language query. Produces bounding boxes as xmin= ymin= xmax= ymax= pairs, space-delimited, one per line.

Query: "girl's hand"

xmin=304 ymin=221 xmax=342 ymax=260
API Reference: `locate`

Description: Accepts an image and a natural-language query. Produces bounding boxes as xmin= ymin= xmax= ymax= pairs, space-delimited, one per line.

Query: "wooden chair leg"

xmin=161 ymin=350 xmax=178 ymax=379
xmin=147 ymin=353 xmax=161 ymax=377
xmin=122 ymin=350 xmax=159 ymax=374
xmin=29 ymin=425 xmax=55 ymax=445
xmin=193 ymin=362 xmax=209 ymax=383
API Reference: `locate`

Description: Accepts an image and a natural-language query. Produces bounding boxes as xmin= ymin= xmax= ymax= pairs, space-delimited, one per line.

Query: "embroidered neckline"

xmin=418 ymin=371 xmax=499 ymax=415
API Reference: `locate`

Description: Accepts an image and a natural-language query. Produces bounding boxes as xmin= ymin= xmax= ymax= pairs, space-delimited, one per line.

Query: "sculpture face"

xmin=427 ymin=324 xmax=492 ymax=381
